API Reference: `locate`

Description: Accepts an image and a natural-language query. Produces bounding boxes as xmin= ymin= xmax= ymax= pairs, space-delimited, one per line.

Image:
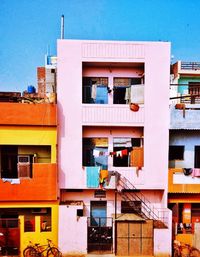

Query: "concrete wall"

xmin=57 ymin=40 xmax=170 ymax=195
xmin=59 ymin=190 xmax=171 ymax=255
xmin=169 ymin=130 xmax=200 ymax=168
xmin=57 ymin=39 xmax=171 ymax=255
xmin=154 ymin=210 xmax=172 ymax=257
xmin=59 ymin=205 xmax=87 ymax=254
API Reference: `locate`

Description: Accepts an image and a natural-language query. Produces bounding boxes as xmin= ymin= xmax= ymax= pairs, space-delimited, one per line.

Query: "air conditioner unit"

xmin=17 ymin=163 xmax=31 ymax=178
xmin=32 ymin=208 xmax=47 ymax=214
xmin=18 ymin=155 xmax=30 ymax=163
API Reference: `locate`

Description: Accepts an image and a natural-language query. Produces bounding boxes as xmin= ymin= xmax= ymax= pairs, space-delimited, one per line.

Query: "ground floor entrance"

xmin=116 ymin=220 xmax=153 ymax=256
xmin=87 ymin=217 xmax=113 ymax=253
xmin=0 ymin=218 xmax=20 ymax=256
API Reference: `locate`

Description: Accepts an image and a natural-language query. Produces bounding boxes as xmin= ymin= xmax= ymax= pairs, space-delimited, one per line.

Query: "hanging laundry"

xmin=183 ymin=168 xmax=192 ymax=176
xmin=191 ymin=168 xmax=200 ymax=178
xmin=86 ymin=166 xmax=100 ymax=188
xmin=125 ymin=87 xmax=131 ymax=103
xmin=121 ymin=149 xmax=128 ymax=156
xmin=100 ymin=169 xmax=109 ymax=180
xmin=91 ymin=83 xmax=97 ymax=100
xmin=99 ymin=169 xmax=109 ymax=189
xmin=130 ymin=84 xmax=144 ymax=104
xmin=116 ymin=150 xmax=122 ymax=157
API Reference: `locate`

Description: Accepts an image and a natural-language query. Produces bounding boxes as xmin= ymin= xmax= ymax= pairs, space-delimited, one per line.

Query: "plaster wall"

xmin=59 ymin=190 xmax=171 ymax=255
xmin=57 ymin=40 xmax=170 ymax=195
xmin=169 ymin=130 xmax=200 ymax=168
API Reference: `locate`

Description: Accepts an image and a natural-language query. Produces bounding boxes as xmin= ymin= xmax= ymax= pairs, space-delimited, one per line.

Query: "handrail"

xmin=118 ymin=176 xmax=160 ymax=220
xmin=181 ymin=62 xmax=200 ymax=70
xmin=114 ymin=171 xmax=168 ymax=225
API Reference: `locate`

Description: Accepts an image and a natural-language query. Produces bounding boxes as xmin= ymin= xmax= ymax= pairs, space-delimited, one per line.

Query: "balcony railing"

xmin=0 ymin=102 xmax=57 ymax=126
xmin=170 ymin=84 xmax=200 ymax=104
xmin=0 ymin=163 xmax=57 ymax=201
xmin=168 ymin=168 xmax=200 ymax=193
xmin=181 ymin=62 xmax=200 ymax=70
xmin=82 ymin=104 xmax=144 ymax=125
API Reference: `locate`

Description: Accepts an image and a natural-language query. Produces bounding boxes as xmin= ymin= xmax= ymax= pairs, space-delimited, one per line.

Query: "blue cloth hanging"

xmin=86 ymin=166 xmax=100 ymax=188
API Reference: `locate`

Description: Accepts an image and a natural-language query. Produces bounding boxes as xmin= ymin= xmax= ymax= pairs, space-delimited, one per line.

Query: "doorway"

xmin=116 ymin=220 xmax=153 ymax=256
xmin=87 ymin=201 xmax=113 ymax=253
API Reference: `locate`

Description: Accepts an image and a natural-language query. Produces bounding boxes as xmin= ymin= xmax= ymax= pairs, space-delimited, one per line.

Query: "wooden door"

xmin=116 ymin=220 xmax=153 ymax=256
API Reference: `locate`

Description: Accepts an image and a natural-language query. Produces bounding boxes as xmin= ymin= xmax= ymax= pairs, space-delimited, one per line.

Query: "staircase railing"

xmin=114 ymin=171 xmax=169 ymax=227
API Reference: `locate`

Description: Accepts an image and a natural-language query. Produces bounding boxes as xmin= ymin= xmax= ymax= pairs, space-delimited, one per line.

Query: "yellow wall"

xmin=0 ymin=126 xmax=57 ymax=163
xmin=176 ymin=234 xmax=193 ymax=246
xmin=18 ymin=146 xmax=51 ymax=163
xmin=0 ymin=202 xmax=59 ymax=257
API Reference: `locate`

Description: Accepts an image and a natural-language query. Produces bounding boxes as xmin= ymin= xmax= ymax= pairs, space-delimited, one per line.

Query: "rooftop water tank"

xmin=27 ymin=85 xmax=36 ymax=94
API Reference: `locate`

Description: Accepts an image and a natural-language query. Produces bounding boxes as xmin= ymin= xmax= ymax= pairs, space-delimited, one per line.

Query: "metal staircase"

xmin=114 ymin=171 xmax=169 ymax=228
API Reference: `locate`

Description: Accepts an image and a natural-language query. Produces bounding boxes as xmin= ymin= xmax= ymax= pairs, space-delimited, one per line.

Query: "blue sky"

xmin=0 ymin=0 xmax=200 ymax=92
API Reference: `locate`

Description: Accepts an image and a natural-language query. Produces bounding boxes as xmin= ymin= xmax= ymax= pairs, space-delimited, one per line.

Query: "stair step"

xmin=121 ymin=189 xmax=140 ymax=193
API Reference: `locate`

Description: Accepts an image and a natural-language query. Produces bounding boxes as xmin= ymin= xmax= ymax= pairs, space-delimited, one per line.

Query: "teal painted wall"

xmin=178 ymin=77 xmax=200 ymax=94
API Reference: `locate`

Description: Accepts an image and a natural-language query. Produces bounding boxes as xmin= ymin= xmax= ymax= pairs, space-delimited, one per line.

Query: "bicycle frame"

xmin=25 ymin=239 xmax=57 ymax=257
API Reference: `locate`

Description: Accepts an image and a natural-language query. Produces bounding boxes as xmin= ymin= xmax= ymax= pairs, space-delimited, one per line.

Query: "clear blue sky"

xmin=0 ymin=0 xmax=200 ymax=92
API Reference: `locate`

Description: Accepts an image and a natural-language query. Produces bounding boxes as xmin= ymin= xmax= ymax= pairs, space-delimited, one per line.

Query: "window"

xmin=24 ymin=215 xmax=35 ymax=232
xmin=83 ymin=138 xmax=108 ymax=169
xmin=113 ymin=137 xmax=143 ymax=167
xmin=191 ymin=203 xmax=200 ymax=223
xmin=121 ymin=201 xmax=141 ymax=214
xmin=0 ymin=146 xmax=18 ymax=178
xmin=189 ymin=82 xmax=200 ymax=103
xmin=40 ymin=208 xmax=52 ymax=232
xmin=113 ymin=77 xmax=141 ymax=104
xmin=169 ymin=146 xmax=184 ymax=160
xmin=90 ymin=201 xmax=107 ymax=226
xmin=0 ymin=145 xmax=51 ymax=179
xmin=83 ymin=77 xmax=108 ymax=104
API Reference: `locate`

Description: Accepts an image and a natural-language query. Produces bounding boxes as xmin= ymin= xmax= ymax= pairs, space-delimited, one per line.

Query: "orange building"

xmin=0 ymin=95 xmax=58 ymax=256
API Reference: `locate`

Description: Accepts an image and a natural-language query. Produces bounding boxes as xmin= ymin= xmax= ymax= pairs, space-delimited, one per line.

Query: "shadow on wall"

xmin=57 ymin=101 xmax=66 ymax=187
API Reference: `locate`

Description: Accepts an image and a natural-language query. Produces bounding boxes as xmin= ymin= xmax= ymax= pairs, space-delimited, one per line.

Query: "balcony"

xmin=168 ymin=168 xmax=200 ymax=193
xmin=170 ymin=83 xmax=200 ymax=104
xmin=0 ymin=102 xmax=57 ymax=126
xmin=82 ymin=104 xmax=144 ymax=126
xmin=170 ymin=103 xmax=200 ymax=129
xmin=82 ymin=78 xmax=144 ymax=125
xmin=173 ymin=61 xmax=200 ymax=76
xmin=0 ymin=163 xmax=57 ymax=201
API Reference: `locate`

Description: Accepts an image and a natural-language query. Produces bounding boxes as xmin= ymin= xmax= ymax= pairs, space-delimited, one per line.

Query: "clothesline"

xmin=93 ymin=148 xmax=129 ymax=157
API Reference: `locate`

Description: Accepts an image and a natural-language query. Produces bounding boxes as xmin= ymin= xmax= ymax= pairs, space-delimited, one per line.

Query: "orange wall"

xmin=0 ymin=103 xmax=57 ymax=126
xmin=0 ymin=163 xmax=57 ymax=201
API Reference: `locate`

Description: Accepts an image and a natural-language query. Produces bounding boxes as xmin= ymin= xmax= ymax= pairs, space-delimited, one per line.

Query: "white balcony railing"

xmin=82 ymin=104 xmax=144 ymax=125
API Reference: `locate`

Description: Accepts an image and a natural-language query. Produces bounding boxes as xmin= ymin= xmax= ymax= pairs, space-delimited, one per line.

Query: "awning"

xmin=112 ymin=213 xmax=145 ymax=221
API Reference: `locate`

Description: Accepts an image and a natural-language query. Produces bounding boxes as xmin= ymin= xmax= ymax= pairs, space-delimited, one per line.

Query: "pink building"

xmin=57 ymin=39 xmax=172 ymax=256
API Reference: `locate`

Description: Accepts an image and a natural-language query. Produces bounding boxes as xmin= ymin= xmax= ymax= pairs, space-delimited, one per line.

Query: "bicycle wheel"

xmin=23 ymin=247 xmax=38 ymax=257
xmin=47 ymin=247 xmax=62 ymax=257
xmin=190 ymin=248 xmax=200 ymax=257
xmin=174 ymin=249 xmax=180 ymax=257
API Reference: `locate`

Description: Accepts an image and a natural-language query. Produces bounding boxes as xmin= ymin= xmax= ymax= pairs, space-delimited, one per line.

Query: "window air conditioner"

xmin=18 ymin=155 xmax=30 ymax=163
